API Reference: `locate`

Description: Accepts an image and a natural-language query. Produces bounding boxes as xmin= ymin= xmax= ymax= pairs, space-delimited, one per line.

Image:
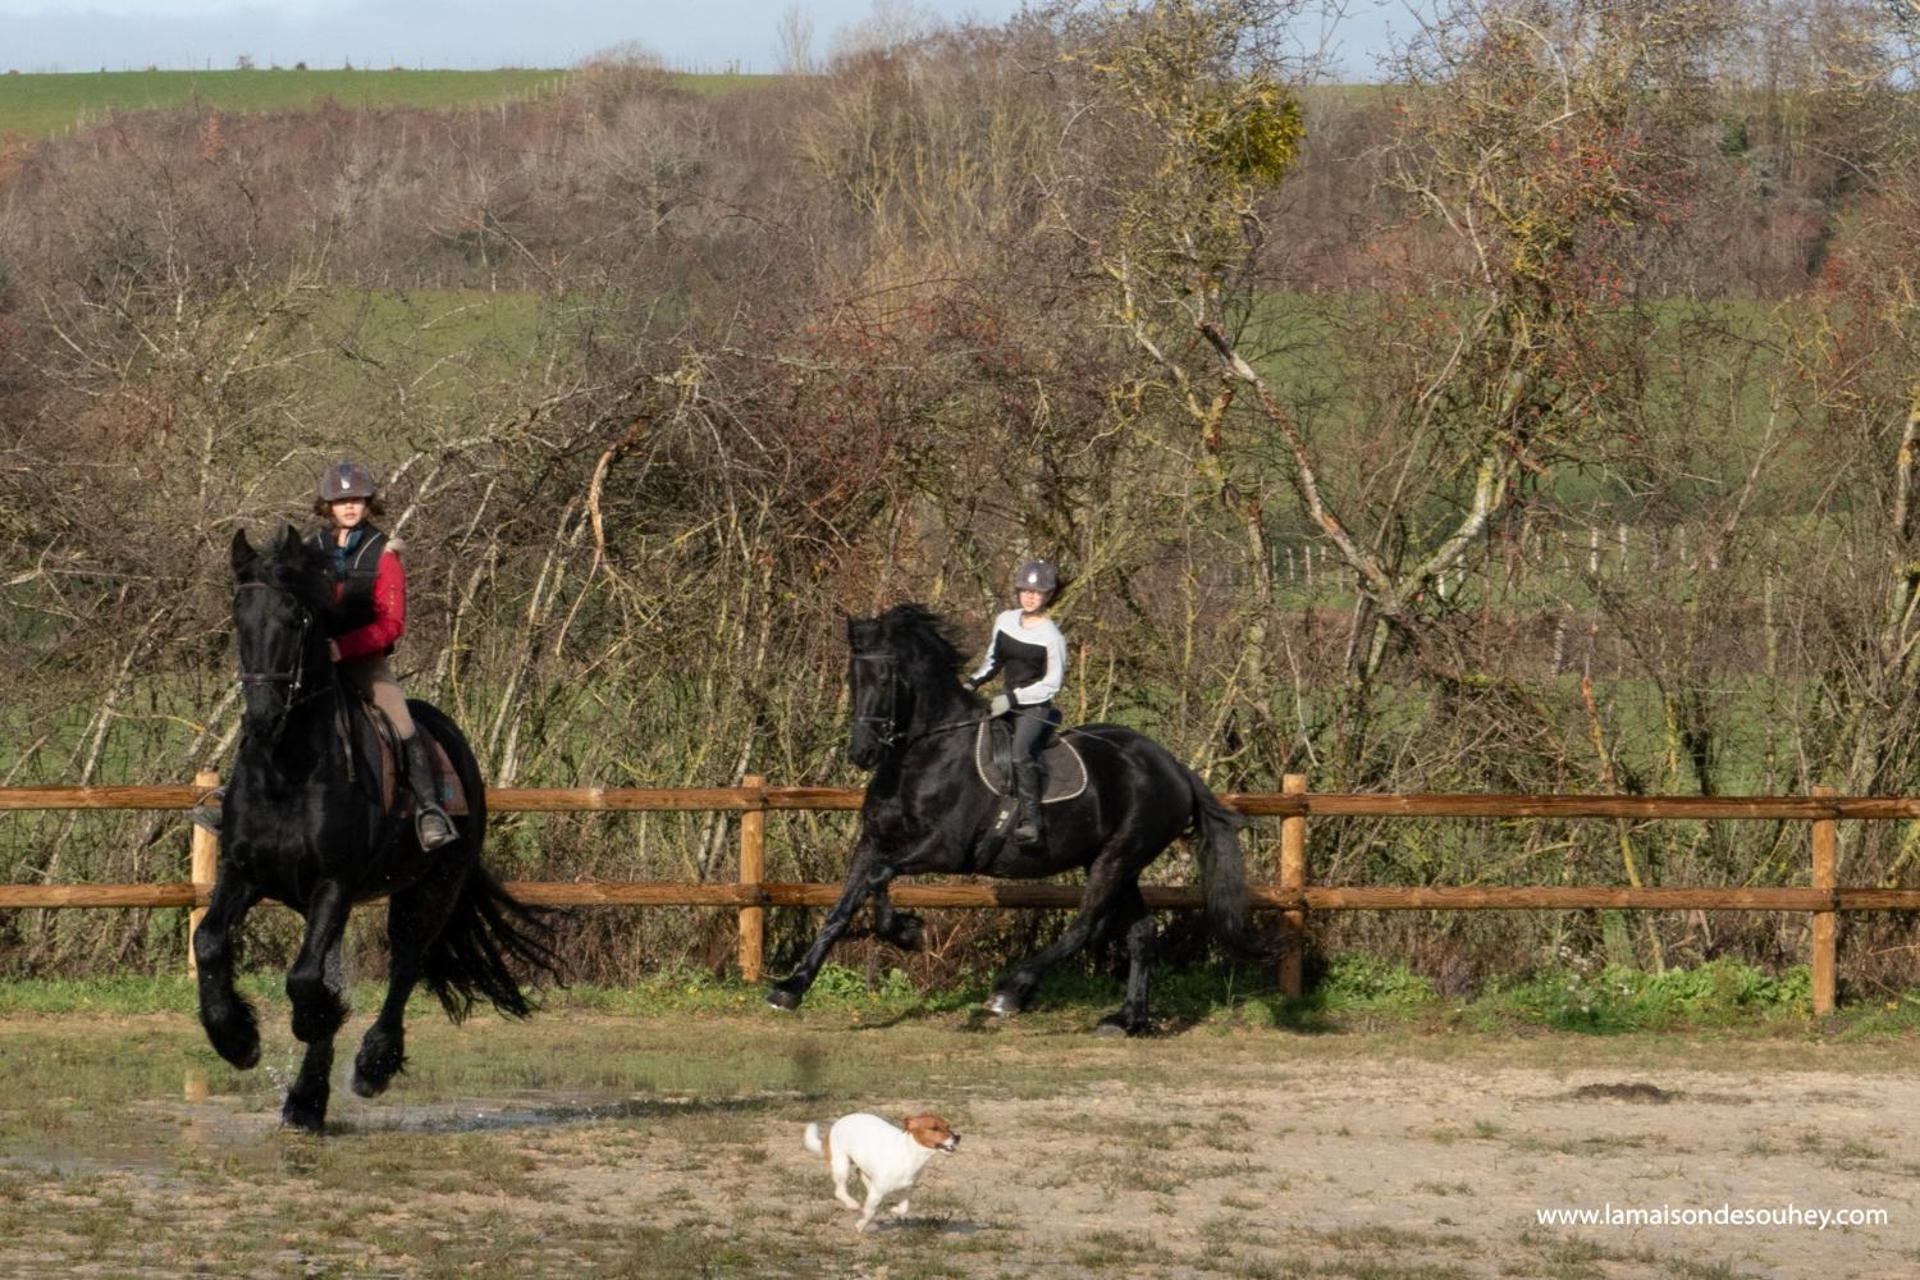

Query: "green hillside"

xmin=0 ymin=67 xmax=780 ymax=139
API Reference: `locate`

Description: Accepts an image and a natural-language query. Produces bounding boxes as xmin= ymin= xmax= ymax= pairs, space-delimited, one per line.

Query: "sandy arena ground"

xmin=0 ymin=1010 xmax=1914 ymax=1277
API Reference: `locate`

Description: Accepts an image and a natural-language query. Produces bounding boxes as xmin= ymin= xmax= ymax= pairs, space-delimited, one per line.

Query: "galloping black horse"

xmin=768 ymin=604 xmax=1251 ymax=1034
xmin=197 ymin=527 xmax=558 ymax=1132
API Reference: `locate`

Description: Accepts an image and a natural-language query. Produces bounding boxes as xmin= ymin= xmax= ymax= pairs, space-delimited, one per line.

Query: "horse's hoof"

xmin=349 ymin=1069 xmax=379 ymax=1099
xmin=280 ymin=1098 xmax=328 ymax=1135
xmin=352 ymin=1032 xmax=405 ymax=1097
xmin=208 ymin=1021 xmax=261 ymax=1070
xmin=766 ymin=986 xmax=803 ymax=1012
xmin=881 ymin=914 xmax=926 ymax=951
xmin=984 ymin=993 xmax=1020 ymax=1018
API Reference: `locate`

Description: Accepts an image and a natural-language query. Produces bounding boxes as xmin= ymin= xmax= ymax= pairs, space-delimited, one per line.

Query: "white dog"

xmin=801 ymin=1112 xmax=960 ymax=1231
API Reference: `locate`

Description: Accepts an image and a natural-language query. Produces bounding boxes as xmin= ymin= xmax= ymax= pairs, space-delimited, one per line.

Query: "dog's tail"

xmin=803 ymin=1122 xmax=830 ymax=1166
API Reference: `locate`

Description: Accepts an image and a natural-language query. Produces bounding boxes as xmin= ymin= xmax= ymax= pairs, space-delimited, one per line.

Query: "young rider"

xmin=964 ymin=559 xmax=1067 ymax=849
xmin=308 ymin=461 xmax=456 ymax=852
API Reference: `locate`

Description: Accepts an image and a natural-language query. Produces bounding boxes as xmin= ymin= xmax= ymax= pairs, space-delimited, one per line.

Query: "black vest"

xmin=306 ymin=525 xmax=389 ymax=638
xmin=988 ymin=627 xmax=1050 ymax=700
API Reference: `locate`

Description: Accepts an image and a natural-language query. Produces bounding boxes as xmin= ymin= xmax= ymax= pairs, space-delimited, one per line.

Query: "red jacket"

xmin=333 ymin=548 xmax=406 ymax=661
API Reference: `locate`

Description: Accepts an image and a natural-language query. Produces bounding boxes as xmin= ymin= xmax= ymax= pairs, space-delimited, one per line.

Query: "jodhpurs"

xmin=338 ymin=655 xmax=415 ymax=739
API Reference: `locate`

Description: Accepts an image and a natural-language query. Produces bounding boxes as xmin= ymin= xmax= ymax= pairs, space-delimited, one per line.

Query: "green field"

xmin=0 ymin=67 xmax=780 ymax=139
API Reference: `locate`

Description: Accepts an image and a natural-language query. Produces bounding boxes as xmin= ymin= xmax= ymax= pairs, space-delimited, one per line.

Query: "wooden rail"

xmin=4 ymin=776 xmax=1916 ymax=1013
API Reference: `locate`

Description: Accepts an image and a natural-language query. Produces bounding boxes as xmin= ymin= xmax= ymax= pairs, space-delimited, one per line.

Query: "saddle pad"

xmin=360 ymin=705 xmax=471 ymax=818
xmin=973 ymin=719 xmax=1088 ymax=805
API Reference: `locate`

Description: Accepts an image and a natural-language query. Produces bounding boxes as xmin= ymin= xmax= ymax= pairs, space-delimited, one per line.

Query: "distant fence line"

xmin=3 ymin=775 xmax=1916 ymax=1014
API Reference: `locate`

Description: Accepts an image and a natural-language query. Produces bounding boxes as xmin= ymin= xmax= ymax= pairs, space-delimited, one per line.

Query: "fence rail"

xmin=4 ymin=774 xmax=1917 ymax=1014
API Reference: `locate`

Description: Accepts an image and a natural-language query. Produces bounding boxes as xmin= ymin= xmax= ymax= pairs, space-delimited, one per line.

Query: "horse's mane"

xmin=244 ymin=526 xmax=336 ymax=621
xmin=879 ymin=602 xmax=968 ymax=679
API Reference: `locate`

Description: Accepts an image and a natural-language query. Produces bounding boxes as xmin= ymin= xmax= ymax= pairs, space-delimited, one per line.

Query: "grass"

xmin=0 ymin=68 xmax=784 ymax=140
xmin=5 ymin=954 xmax=1920 ymax=1039
xmin=0 ymin=68 xmax=570 ymax=139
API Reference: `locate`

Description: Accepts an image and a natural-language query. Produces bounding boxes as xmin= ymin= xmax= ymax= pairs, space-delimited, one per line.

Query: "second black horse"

xmin=768 ymin=604 xmax=1251 ymax=1033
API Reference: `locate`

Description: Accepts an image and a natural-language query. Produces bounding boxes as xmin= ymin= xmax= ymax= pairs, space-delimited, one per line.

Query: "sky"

xmin=0 ymin=0 xmax=1411 ymax=79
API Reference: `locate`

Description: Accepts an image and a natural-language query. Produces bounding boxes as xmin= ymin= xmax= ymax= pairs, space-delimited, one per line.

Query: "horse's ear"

xmin=272 ymin=522 xmax=298 ymax=556
xmin=231 ymin=528 xmax=259 ymax=578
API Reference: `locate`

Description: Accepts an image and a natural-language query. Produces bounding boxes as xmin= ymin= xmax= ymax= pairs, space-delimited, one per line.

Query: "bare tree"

xmin=776 ymin=4 xmax=818 ymax=76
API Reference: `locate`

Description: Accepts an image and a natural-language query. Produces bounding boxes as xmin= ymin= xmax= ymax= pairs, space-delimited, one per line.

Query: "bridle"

xmin=851 ymin=645 xmax=990 ymax=753
xmin=234 ymin=580 xmax=327 ymax=737
xmin=850 ymin=648 xmax=902 ymax=750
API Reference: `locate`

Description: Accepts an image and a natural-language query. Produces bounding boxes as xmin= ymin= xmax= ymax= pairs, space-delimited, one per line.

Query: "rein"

xmin=851 ymin=647 xmax=1050 ymax=751
xmin=234 ymin=580 xmax=331 ymax=738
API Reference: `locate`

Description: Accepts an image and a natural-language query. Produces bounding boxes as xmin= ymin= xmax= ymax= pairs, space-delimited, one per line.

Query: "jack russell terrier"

xmin=801 ymin=1112 xmax=960 ymax=1231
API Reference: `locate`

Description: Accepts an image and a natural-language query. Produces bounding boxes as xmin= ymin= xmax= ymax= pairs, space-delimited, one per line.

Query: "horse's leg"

xmin=282 ymin=962 xmax=338 ymax=1135
xmin=287 ymin=880 xmax=352 ymax=1041
xmin=768 ymin=833 xmax=896 ymax=1010
xmin=281 ymin=880 xmax=351 ymax=1133
xmin=870 ymin=881 xmax=925 ymax=951
xmin=1096 ymin=886 xmax=1155 ymax=1037
xmin=194 ymin=868 xmax=264 ymax=1069
xmin=985 ymin=857 xmax=1140 ymax=1018
xmin=352 ymin=867 xmax=466 ymax=1099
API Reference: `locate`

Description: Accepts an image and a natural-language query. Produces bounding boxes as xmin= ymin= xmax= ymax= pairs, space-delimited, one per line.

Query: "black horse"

xmin=196 ymin=526 xmax=558 ymax=1132
xmin=768 ymin=604 xmax=1251 ymax=1034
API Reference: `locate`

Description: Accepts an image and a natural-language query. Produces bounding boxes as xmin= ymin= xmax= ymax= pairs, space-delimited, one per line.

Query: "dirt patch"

xmin=0 ymin=1013 xmax=1916 ymax=1277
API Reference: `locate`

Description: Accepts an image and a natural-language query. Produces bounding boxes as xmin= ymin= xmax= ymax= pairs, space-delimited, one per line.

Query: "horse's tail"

xmin=410 ymin=702 xmax=562 ymax=1023
xmin=1184 ymin=766 xmax=1251 ymax=954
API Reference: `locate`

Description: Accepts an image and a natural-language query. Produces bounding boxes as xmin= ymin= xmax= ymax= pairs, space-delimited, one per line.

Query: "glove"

xmin=989 ymin=694 xmax=1011 ymax=717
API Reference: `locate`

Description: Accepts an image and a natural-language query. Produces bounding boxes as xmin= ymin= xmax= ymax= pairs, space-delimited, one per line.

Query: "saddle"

xmin=972 ymin=718 xmax=1088 ymax=805
xmin=340 ymin=696 xmax=470 ymax=819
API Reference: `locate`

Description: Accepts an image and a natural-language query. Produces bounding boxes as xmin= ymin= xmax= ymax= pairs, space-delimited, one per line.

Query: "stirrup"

xmin=415 ymin=805 xmax=458 ymax=851
xmin=1013 ymin=805 xmax=1045 ymax=848
xmin=188 ymin=788 xmax=224 ymax=835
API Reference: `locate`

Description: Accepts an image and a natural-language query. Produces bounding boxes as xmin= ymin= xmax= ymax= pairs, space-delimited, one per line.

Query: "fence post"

xmin=1279 ymin=772 xmax=1309 ymax=998
xmin=738 ymin=773 xmax=766 ymax=982
xmin=1811 ymin=783 xmax=1837 ymax=1016
xmin=186 ymin=769 xmax=219 ymax=979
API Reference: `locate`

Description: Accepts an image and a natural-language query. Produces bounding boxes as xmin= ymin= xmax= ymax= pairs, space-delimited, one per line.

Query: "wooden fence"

xmin=5 ymin=773 xmax=1920 ymax=1014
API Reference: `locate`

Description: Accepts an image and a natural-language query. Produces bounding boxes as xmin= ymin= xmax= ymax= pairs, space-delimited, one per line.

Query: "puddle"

xmin=1566 ymin=1081 xmax=1680 ymax=1104
xmin=337 ymin=1090 xmax=793 ymax=1135
xmin=871 ymin=1217 xmax=990 ymax=1236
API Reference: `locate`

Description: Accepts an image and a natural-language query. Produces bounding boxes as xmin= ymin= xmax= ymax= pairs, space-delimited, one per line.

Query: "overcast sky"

xmin=0 ymin=0 xmax=1409 ymax=79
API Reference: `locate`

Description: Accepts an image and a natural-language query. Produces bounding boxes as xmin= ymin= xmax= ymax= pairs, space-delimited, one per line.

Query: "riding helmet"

xmin=318 ymin=460 xmax=377 ymax=502
xmin=1013 ymin=559 xmax=1058 ymax=597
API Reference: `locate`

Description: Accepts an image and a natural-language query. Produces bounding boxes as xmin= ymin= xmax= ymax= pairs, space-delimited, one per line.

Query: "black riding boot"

xmin=402 ymin=735 xmax=458 ymax=851
xmin=1011 ymin=757 xmax=1047 ymax=849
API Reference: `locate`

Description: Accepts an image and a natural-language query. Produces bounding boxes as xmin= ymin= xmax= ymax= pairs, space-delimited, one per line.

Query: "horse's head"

xmin=845 ymin=614 xmax=895 ymax=769
xmin=844 ymin=604 xmax=970 ymax=769
xmin=230 ymin=525 xmax=332 ymax=742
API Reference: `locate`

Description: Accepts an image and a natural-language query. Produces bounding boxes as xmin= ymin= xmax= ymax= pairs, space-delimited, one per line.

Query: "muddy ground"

xmin=0 ymin=1007 xmax=1915 ymax=1278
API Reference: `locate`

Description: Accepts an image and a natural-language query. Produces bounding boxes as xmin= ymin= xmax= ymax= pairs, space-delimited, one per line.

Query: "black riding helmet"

xmin=319 ymin=460 xmax=377 ymax=502
xmin=1013 ymin=559 xmax=1058 ymax=599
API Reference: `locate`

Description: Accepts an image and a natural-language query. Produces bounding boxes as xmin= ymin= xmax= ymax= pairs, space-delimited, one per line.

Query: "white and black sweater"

xmin=968 ymin=610 xmax=1067 ymax=706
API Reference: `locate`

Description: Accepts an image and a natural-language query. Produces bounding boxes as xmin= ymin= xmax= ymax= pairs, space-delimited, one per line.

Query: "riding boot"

xmin=402 ymin=734 xmax=458 ymax=851
xmin=1011 ymin=757 xmax=1047 ymax=849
